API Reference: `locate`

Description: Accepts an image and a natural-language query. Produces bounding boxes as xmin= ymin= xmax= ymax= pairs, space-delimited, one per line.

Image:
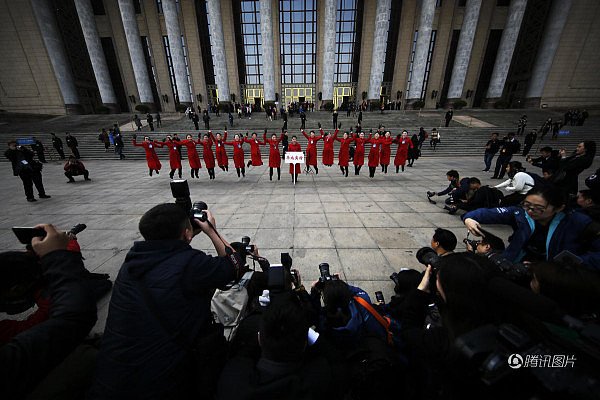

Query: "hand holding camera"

xmin=31 ymin=224 xmax=69 ymax=258
xmin=464 ymin=218 xmax=484 ymax=236
xmin=417 ymin=265 xmax=433 ymax=293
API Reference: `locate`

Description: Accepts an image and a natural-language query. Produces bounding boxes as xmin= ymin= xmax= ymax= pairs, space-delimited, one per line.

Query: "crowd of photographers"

xmin=3 ymin=169 xmax=600 ymax=398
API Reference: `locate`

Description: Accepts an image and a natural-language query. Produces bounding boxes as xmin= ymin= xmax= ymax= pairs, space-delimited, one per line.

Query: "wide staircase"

xmin=1 ymin=111 xmax=596 ymax=163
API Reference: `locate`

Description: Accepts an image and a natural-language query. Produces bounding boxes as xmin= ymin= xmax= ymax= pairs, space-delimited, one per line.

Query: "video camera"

xmin=170 ymin=180 xmax=208 ymax=228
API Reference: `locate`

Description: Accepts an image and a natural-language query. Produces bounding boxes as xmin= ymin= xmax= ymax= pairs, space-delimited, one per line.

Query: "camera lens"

xmin=241 ymin=236 xmax=250 ymax=246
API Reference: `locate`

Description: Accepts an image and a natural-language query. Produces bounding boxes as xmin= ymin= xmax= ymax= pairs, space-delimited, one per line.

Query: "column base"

xmin=481 ymin=97 xmax=500 ymax=109
xmin=103 ymin=103 xmax=121 ymax=114
xmin=523 ymin=97 xmax=541 ymax=108
xmin=65 ymin=104 xmax=84 ymax=115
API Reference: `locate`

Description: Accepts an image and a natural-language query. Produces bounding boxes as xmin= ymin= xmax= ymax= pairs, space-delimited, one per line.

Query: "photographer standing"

xmin=90 ymin=204 xmax=246 ymax=399
xmin=5 ymin=140 xmax=50 ymax=202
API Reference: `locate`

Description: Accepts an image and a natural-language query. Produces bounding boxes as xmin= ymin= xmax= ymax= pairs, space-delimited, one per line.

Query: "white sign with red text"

xmin=284 ymin=152 xmax=305 ymax=164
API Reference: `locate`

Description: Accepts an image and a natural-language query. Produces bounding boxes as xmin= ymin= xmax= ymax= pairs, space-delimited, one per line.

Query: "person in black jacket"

xmin=50 ymin=133 xmax=65 ymax=159
xmin=521 ymin=129 xmax=537 ymax=156
xmin=483 ymin=133 xmax=501 ymax=171
xmin=5 ymin=140 xmax=50 ymax=202
xmin=0 ymin=224 xmax=97 ymax=399
xmin=445 ymin=178 xmax=502 ymax=214
xmin=65 ymin=132 xmax=80 ymax=159
xmin=31 ymin=137 xmax=46 ymax=163
xmin=526 ymin=146 xmax=558 ymax=172
xmin=90 ymin=204 xmax=246 ymax=399
xmin=491 ymin=133 xmax=520 ymax=179
xmin=559 ymin=141 xmax=596 ymax=195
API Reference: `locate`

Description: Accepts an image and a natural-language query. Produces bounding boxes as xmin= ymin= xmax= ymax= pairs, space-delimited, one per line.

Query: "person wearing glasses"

xmin=462 ymin=185 xmax=600 ymax=271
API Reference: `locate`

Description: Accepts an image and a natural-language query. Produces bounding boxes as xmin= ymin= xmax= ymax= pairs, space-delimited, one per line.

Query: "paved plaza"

xmin=1 ymin=109 xmax=598 ymax=334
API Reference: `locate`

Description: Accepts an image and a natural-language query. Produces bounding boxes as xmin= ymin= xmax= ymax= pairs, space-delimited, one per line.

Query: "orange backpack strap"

xmin=353 ymin=296 xmax=393 ymax=344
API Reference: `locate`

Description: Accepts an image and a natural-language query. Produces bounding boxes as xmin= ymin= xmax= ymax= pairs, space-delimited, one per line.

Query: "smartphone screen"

xmin=12 ymin=227 xmax=46 ymax=244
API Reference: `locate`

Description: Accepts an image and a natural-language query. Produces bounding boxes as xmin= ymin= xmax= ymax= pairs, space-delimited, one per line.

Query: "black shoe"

xmin=247 ymin=160 xmax=252 ymax=167
xmin=39 ymin=194 xmax=51 ymax=199
xmin=27 ymin=198 xmax=37 ymax=202
xmin=84 ymin=178 xmax=91 ymax=181
xmin=156 ymin=170 xmax=159 ymax=174
xmin=67 ymin=180 xmax=75 ymax=183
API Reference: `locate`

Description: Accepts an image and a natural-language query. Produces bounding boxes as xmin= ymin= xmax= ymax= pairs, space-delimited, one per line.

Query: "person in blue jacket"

xmin=311 ymin=278 xmax=386 ymax=345
xmin=463 ymin=185 xmax=600 ymax=271
xmin=429 ymin=170 xmax=470 ymax=205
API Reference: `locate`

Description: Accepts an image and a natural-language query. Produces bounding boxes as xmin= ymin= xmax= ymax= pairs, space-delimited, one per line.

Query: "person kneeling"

xmin=64 ymin=156 xmax=90 ymax=183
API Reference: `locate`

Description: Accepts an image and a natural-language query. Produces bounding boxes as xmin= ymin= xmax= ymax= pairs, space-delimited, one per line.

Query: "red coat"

xmin=302 ymin=130 xmax=322 ymax=166
xmin=335 ymin=136 xmax=355 ymax=167
xmin=320 ymin=128 xmax=338 ymax=165
xmin=198 ymin=138 xmax=215 ymax=169
xmin=175 ymin=139 xmax=202 ymax=169
xmin=133 ymin=139 xmax=162 ymax=170
xmin=353 ymin=134 xmax=369 ymax=166
xmin=394 ymin=136 xmax=414 ymax=166
xmin=244 ymin=136 xmax=264 ymax=166
xmin=156 ymin=141 xmax=182 ymax=169
xmin=287 ymin=141 xmax=302 ymax=174
xmin=366 ymin=137 xmax=383 ymax=167
xmin=265 ymin=133 xmax=284 ymax=168
xmin=211 ymin=131 xmax=228 ymax=167
xmin=224 ymin=139 xmax=245 ymax=168
xmin=380 ymin=137 xmax=393 ymax=166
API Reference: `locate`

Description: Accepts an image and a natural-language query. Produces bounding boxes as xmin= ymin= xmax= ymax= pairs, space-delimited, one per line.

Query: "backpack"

xmin=353 ymin=296 xmax=403 ymax=348
xmin=211 ymin=271 xmax=254 ymax=341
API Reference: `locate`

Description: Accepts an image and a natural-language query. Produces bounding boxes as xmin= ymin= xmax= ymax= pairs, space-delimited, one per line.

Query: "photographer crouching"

xmin=89 ymin=202 xmax=247 ymax=399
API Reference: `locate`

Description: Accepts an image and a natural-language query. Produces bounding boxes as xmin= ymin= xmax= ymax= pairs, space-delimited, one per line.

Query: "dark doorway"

xmin=254 ymin=97 xmax=262 ymax=108
xmin=473 ymin=29 xmax=503 ymax=107
xmin=299 ymin=96 xmax=305 ymax=103
xmin=101 ymin=37 xmax=129 ymax=112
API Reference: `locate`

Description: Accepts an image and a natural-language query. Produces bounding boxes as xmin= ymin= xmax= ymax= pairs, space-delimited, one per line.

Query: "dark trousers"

xmin=483 ymin=152 xmax=495 ymax=171
xmin=493 ymin=155 xmax=511 ymax=178
xmin=170 ymin=168 xmax=182 ymax=179
xmin=445 ymin=118 xmax=451 ymax=127
xmin=301 ymin=119 xmax=305 ymax=129
xmin=19 ymin=170 xmax=46 ymax=199
xmin=522 ymin=144 xmax=533 ymax=156
xmin=369 ymin=166 xmax=376 ymax=178
xmin=70 ymin=146 xmax=80 ymax=159
xmin=65 ymin=170 xmax=89 ymax=181
xmin=54 ymin=146 xmax=65 ymax=159
xmin=194 ymin=122 xmax=199 ymax=130
xmin=333 ymin=119 xmax=337 ymax=130
xmin=116 ymin=146 xmax=125 ymax=159
xmin=36 ymin=151 xmax=46 ymax=163
xmin=148 ymin=122 xmax=154 ymax=131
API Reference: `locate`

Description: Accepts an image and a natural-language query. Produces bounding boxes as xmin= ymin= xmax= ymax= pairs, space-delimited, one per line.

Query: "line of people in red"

xmin=132 ymin=127 xmax=418 ymax=181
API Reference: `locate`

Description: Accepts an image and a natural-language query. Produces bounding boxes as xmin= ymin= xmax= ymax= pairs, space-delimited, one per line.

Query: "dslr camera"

xmin=426 ymin=191 xmax=436 ymax=204
xmin=464 ymin=237 xmax=479 ymax=251
xmin=241 ymin=236 xmax=255 ymax=255
xmin=318 ymin=262 xmax=339 ymax=284
xmin=416 ymin=247 xmax=441 ymax=294
xmin=170 ymin=180 xmax=208 ymax=227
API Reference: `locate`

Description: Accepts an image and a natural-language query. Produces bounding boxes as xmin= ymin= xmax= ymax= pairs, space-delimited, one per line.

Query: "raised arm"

xmin=132 ymin=138 xmax=143 ymax=147
xmin=332 ymin=129 xmax=339 ymax=140
xmin=302 ymin=130 xmax=309 ymax=140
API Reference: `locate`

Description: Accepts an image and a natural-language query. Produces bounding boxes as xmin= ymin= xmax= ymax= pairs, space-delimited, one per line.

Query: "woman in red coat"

xmin=198 ymin=133 xmax=216 ymax=180
xmin=210 ymin=131 xmax=229 ymax=171
xmin=353 ymin=131 xmax=369 ymax=175
xmin=156 ymin=136 xmax=182 ymax=179
xmin=365 ymin=131 xmax=383 ymax=178
xmin=174 ymin=134 xmax=202 ymax=178
xmin=243 ymin=132 xmax=265 ymax=167
xmin=224 ymin=134 xmax=246 ymax=177
xmin=379 ymin=131 xmax=394 ymax=173
xmin=394 ymin=130 xmax=414 ymax=173
xmin=335 ymin=131 xmax=355 ymax=177
xmin=301 ymin=129 xmax=322 ymax=173
xmin=264 ymin=131 xmax=284 ymax=180
xmin=319 ymin=126 xmax=338 ymax=167
xmin=287 ymin=135 xmax=302 ymax=181
xmin=133 ymin=135 xmax=163 ymax=176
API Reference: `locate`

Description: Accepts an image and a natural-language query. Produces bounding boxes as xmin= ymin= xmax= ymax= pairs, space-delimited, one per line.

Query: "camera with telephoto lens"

xmin=318 ymin=263 xmax=339 ymax=284
xmin=241 ymin=236 xmax=255 ymax=255
xmin=426 ymin=191 xmax=437 ymax=204
xmin=170 ymin=180 xmax=207 ymax=227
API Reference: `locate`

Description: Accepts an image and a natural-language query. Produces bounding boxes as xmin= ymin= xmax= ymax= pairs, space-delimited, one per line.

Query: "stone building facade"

xmin=0 ymin=0 xmax=598 ymax=115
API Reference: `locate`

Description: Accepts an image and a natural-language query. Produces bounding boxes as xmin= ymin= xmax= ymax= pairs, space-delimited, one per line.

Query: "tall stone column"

xmin=320 ymin=0 xmax=336 ymax=102
xmin=367 ymin=0 xmax=392 ymax=100
xmin=74 ymin=0 xmax=119 ymax=112
xmin=117 ymin=0 xmax=155 ymax=107
xmin=446 ymin=0 xmax=482 ymax=103
xmin=206 ymin=0 xmax=230 ymax=102
xmin=406 ymin=0 xmax=436 ymax=104
xmin=483 ymin=0 xmax=527 ymax=106
xmin=259 ymin=0 xmax=275 ymax=102
xmin=524 ymin=0 xmax=572 ymax=107
xmin=31 ymin=0 xmax=82 ymax=114
xmin=163 ymin=0 xmax=192 ymax=104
